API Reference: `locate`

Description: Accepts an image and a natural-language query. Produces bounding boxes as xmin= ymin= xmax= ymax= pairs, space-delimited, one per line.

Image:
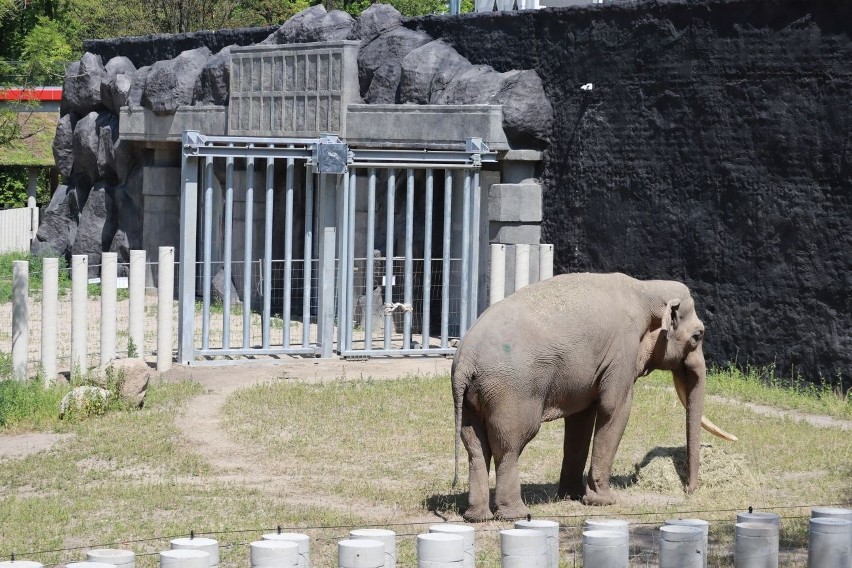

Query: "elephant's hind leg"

xmin=558 ymin=405 xmax=596 ymax=500
xmin=583 ymin=387 xmax=634 ymax=506
xmin=489 ymin=403 xmax=539 ymax=521
xmin=461 ymin=405 xmax=493 ymax=522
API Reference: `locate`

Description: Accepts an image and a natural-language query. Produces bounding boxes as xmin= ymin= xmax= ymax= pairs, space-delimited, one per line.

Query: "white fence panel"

xmin=0 ymin=207 xmax=38 ymax=254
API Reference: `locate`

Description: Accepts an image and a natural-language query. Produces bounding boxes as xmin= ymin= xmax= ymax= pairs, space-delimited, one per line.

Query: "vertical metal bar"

xmin=470 ymin=169 xmax=481 ymax=326
xmin=364 ymin=168 xmax=376 ymax=350
xmin=346 ymin=168 xmax=357 ymax=351
xmin=440 ymin=170 xmax=452 ymax=348
xmin=223 ymin=154 xmax=234 ymax=350
xmin=243 ymin=154 xmax=254 ymax=349
xmin=336 ymin=172 xmax=350 ymax=354
xmin=157 ymin=246 xmax=175 ymax=372
xmin=384 ymin=169 xmax=396 ymax=350
xmin=283 ymin=156 xmax=295 ymax=347
xmin=460 ymin=171 xmax=471 ymax=335
xmin=263 ymin=154 xmax=274 ymax=349
xmin=70 ymin=255 xmax=87 ymax=378
xmin=302 ymin=166 xmax=314 ymax=348
xmin=422 ymin=169 xmax=433 ymax=349
xmin=202 ymin=156 xmax=213 ymax=350
xmin=320 ymin=225 xmax=336 ymax=358
xmin=178 ymin=134 xmax=198 ymax=364
xmin=403 ymin=168 xmax=414 ymax=350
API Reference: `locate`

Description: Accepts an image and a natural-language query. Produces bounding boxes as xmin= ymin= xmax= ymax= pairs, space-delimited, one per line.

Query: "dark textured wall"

xmin=410 ymin=0 xmax=851 ymax=382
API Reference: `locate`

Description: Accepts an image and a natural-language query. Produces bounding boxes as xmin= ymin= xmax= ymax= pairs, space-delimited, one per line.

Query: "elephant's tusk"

xmin=673 ymin=377 xmax=739 ymax=442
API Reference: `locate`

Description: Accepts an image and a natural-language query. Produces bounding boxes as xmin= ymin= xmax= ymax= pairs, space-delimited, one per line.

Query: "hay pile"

xmin=631 ymin=444 xmax=754 ymax=493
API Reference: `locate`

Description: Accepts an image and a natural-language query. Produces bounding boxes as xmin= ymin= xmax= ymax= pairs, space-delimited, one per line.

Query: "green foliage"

xmin=21 ymin=17 xmax=73 ymax=83
xmin=0 ymin=251 xmax=71 ymax=303
xmin=0 ymin=166 xmax=51 ymax=209
xmin=0 ymin=374 xmax=69 ymax=430
xmin=127 ymin=337 xmax=138 ymax=359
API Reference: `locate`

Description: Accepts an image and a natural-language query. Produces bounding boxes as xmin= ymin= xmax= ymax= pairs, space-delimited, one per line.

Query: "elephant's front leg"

xmin=489 ymin=404 xmax=539 ymax=520
xmin=461 ymin=406 xmax=493 ymax=522
xmin=584 ymin=388 xmax=634 ymax=506
xmin=558 ymin=405 xmax=596 ymax=500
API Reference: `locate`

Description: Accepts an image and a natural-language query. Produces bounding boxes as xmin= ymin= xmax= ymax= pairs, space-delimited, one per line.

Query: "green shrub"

xmin=0 ymin=375 xmax=69 ymax=430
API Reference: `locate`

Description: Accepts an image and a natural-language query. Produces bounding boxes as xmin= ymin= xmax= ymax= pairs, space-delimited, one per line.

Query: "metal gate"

xmin=177 ymin=130 xmax=494 ymax=363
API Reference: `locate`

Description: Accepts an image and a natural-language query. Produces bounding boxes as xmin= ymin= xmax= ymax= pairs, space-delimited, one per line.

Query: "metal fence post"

xmin=101 ymin=252 xmax=117 ymax=366
xmin=41 ymin=257 xmax=58 ymax=385
xmin=158 ymin=246 xmax=175 ymax=371
xmin=71 ymin=254 xmax=88 ymax=379
xmin=129 ymin=249 xmax=146 ymax=358
xmin=178 ymin=132 xmax=199 ymax=365
xmin=11 ymin=260 xmax=28 ymax=380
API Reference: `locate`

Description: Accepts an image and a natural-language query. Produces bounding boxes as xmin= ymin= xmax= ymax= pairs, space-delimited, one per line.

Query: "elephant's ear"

xmin=661 ymin=299 xmax=682 ymax=332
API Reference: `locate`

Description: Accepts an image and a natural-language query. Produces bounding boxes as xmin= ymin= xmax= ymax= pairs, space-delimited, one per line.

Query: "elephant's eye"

xmin=692 ymin=330 xmax=704 ymax=343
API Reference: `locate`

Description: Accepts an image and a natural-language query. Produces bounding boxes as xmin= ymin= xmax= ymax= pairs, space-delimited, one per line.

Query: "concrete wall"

xmin=410 ymin=0 xmax=852 ymax=382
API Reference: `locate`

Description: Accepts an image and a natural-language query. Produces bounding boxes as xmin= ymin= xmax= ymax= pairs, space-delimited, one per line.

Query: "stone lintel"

xmin=489 ymin=183 xmax=543 ymax=222
xmin=119 ymin=105 xmax=227 ymax=142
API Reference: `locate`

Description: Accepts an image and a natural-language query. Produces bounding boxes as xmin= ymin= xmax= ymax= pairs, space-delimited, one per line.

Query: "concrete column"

xmin=417 ymin=533 xmax=464 ymax=567
xmin=659 ymin=525 xmax=704 ymax=568
xmin=86 ymin=548 xmax=136 ymax=566
xmin=262 ymin=533 xmax=310 ymax=568
xmin=101 ymin=252 xmax=118 ymax=366
xmin=129 ymin=249 xmax=146 ymax=358
xmin=735 ymin=522 xmax=778 ymax=568
xmin=515 ymin=520 xmax=559 ymax=568
xmin=500 ymin=528 xmax=547 ymax=567
xmin=808 ymin=518 xmax=851 ymax=568
xmin=251 ymin=540 xmax=298 ymax=567
xmin=26 ymin=166 xmax=37 ymax=209
xmin=582 ymin=530 xmax=628 ymax=568
xmin=737 ymin=511 xmax=780 ymax=526
xmin=490 ymin=244 xmax=506 ymax=305
xmin=71 ymin=254 xmax=88 ymax=379
xmin=539 ymin=244 xmax=553 ymax=281
xmin=41 ymin=257 xmax=58 ymax=385
xmin=159 ymin=549 xmax=209 ymax=568
xmin=429 ymin=524 xmax=475 ymax=568
xmin=11 ymin=261 xmax=28 ymax=380
xmin=338 ymin=540 xmax=384 ymax=568
xmin=157 ymin=246 xmax=175 ymax=371
xmin=350 ymin=529 xmax=396 ymax=568
xmin=812 ymin=507 xmax=852 ymax=554
xmin=664 ymin=519 xmax=709 ymax=568
xmin=514 ymin=244 xmax=530 ymax=292
xmin=171 ymin=538 xmax=218 ymax=567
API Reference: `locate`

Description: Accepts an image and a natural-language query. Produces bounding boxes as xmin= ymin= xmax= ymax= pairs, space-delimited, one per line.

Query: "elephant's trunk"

xmin=673 ymin=372 xmax=738 ymax=442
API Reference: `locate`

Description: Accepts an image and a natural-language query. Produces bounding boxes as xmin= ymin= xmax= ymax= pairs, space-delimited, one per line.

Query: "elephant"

xmin=451 ymin=272 xmax=736 ymax=522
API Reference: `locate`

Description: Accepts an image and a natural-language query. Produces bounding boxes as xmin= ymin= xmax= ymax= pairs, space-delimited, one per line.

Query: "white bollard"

xmin=160 ymin=549 xmax=209 ymax=568
xmin=664 ymin=519 xmax=709 ymax=568
xmin=659 ymin=525 xmax=704 ymax=568
xmin=584 ymin=518 xmax=629 ymax=536
xmin=86 ymin=549 xmax=136 ymax=567
xmin=734 ymin=522 xmax=778 ymax=568
xmin=515 ymin=519 xmax=559 ymax=568
xmin=582 ymin=529 xmax=628 ymax=568
xmin=736 ymin=511 xmax=780 ymax=526
xmin=157 ymin=246 xmax=175 ymax=371
xmin=812 ymin=507 xmax=852 ymax=521
xmin=417 ymin=533 xmax=464 ymax=568
xmin=490 ymin=244 xmax=506 ymax=305
xmin=101 ymin=252 xmax=117 ymax=366
xmin=262 ymin=533 xmax=310 ymax=568
xmin=500 ymin=528 xmax=548 ymax=568
xmin=0 ymin=561 xmax=42 ymax=568
xmin=11 ymin=260 xmax=28 ymax=380
xmin=251 ymin=540 xmax=299 ymax=567
xmin=171 ymin=538 xmax=218 ymax=567
xmin=513 ymin=244 xmax=530 ymax=292
xmin=71 ymin=254 xmax=88 ymax=379
xmin=128 ymin=249 xmax=146 ymax=358
xmin=66 ymin=563 xmax=116 ymax=568
xmin=338 ymin=539 xmax=384 ymax=568
xmin=350 ymin=529 xmax=395 ymax=568
xmin=808 ymin=518 xmax=851 ymax=568
xmin=41 ymin=257 xmax=58 ymax=385
xmin=429 ymin=524 xmax=475 ymax=568
xmin=538 ymin=244 xmax=553 ymax=281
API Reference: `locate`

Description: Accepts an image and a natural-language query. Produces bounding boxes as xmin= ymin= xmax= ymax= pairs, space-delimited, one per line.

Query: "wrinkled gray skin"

xmin=452 ymin=272 xmax=731 ymax=522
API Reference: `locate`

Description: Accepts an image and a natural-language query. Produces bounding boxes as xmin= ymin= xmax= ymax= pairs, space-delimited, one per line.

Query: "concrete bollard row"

xmin=808 ymin=517 xmax=852 ymax=568
xmin=171 ymin=537 xmax=218 ymax=567
xmin=735 ymin=522 xmax=779 ymax=568
xmin=159 ymin=549 xmax=209 ymax=568
xmin=41 ymin=256 xmax=58 ymax=384
xmin=263 ymin=532 xmax=310 ymax=568
xmin=583 ymin=529 xmax=628 ymax=568
xmin=664 ymin=519 xmax=709 ymax=568
xmin=101 ymin=252 xmax=117 ymax=365
xmin=128 ymin=249 xmax=146 ymax=359
xmin=86 ymin=549 xmax=135 ymax=567
xmin=429 ymin=524 xmax=475 ymax=568
xmin=350 ymin=529 xmax=395 ymax=568
xmin=515 ymin=519 xmax=559 ymax=568
xmin=500 ymin=528 xmax=548 ymax=567
xmin=252 ymin=540 xmax=299 ymax=567
xmin=338 ymin=539 xmax=384 ymax=568
xmin=659 ymin=525 xmax=705 ymax=568
xmin=417 ymin=533 xmax=464 ymax=567
xmin=71 ymin=254 xmax=88 ymax=379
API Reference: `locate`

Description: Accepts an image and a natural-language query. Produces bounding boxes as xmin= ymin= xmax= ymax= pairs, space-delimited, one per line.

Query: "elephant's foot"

xmin=582 ymin=488 xmax=616 ymax=506
xmin=462 ymin=507 xmax=494 ymax=523
xmin=557 ymin=481 xmax=585 ymax=501
xmin=494 ymin=503 xmax=530 ymax=521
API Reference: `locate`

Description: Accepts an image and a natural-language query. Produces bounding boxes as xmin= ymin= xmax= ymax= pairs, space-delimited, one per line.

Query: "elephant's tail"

xmin=451 ymin=360 xmax=468 ymax=488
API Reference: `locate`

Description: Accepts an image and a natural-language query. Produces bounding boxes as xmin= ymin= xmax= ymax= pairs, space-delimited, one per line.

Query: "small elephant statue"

xmin=451 ymin=272 xmax=737 ymax=522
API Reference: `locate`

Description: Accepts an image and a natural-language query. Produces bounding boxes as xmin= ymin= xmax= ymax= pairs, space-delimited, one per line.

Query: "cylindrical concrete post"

xmin=808 ymin=518 xmax=851 ymax=568
xmin=813 ymin=507 xmax=852 ymax=555
xmin=500 ymin=528 xmax=547 ymax=568
xmin=171 ymin=538 xmax=218 ymax=567
xmin=0 ymin=561 xmax=42 ymax=568
xmin=338 ymin=539 xmax=384 ymax=568
xmin=157 ymin=246 xmax=175 ymax=371
xmin=71 ymin=254 xmax=88 ymax=379
xmin=490 ymin=244 xmax=506 ymax=305
xmin=515 ymin=519 xmax=559 ymax=568
xmin=429 ymin=524 xmax=475 ymax=568
xmin=129 ymin=249 xmax=146 ymax=358
xmin=350 ymin=529 xmax=395 ymax=568
xmin=584 ymin=519 xmax=629 ymax=536
xmin=538 ymin=244 xmax=554 ymax=281
xmin=41 ymin=256 xmax=58 ymax=385
xmin=159 ymin=549 xmax=209 ymax=568
xmin=101 ymin=252 xmax=117 ymax=366
xmin=263 ymin=533 xmax=310 ymax=568
xmin=734 ymin=522 xmax=778 ymax=568
xmin=514 ymin=244 xmax=530 ymax=292
xmin=582 ymin=529 xmax=628 ymax=568
xmin=251 ymin=540 xmax=299 ymax=567
xmin=417 ymin=533 xmax=464 ymax=567
xmin=86 ymin=548 xmax=136 ymax=567
xmin=11 ymin=260 xmax=29 ymax=380
xmin=737 ymin=511 xmax=780 ymax=526
xmin=664 ymin=519 xmax=709 ymax=568
xmin=659 ymin=525 xmax=704 ymax=568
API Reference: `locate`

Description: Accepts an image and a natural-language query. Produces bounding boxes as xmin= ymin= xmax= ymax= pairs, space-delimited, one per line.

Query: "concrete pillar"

xmin=157 ymin=246 xmax=175 ymax=371
xmin=429 ymin=524 xmax=475 ymax=568
xmin=262 ymin=533 xmax=309 ymax=568
xmin=159 ymin=549 xmax=209 ymax=568
xmin=251 ymin=540 xmax=298 ymax=567
xmin=26 ymin=166 xmax=37 ymax=209
xmin=41 ymin=257 xmax=58 ymax=385
xmin=350 ymin=529 xmax=395 ymax=568
xmin=664 ymin=519 xmax=709 ymax=568
xmin=538 ymin=244 xmax=553 ymax=281
xmin=86 ymin=549 xmax=136 ymax=567
xmin=101 ymin=252 xmax=118 ymax=366
xmin=129 ymin=249 xmax=146 ymax=358
xmin=735 ymin=522 xmax=778 ymax=568
xmin=514 ymin=244 xmax=530 ymax=292
xmin=500 ymin=528 xmax=547 ymax=567
xmin=808 ymin=518 xmax=851 ymax=568
xmin=171 ymin=538 xmax=218 ymax=567
xmin=659 ymin=525 xmax=704 ymax=568
xmin=11 ymin=260 xmax=28 ymax=380
xmin=490 ymin=244 xmax=506 ymax=305
xmin=338 ymin=539 xmax=384 ymax=568
xmin=417 ymin=533 xmax=464 ymax=567
xmin=812 ymin=507 xmax=852 ymax=555
xmin=737 ymin=511 xmax=780 ymax=526
xmin=515 ymin=519 xmax=559 ymax=568
xmin=582 ymin=530 xmax=628 ymax=568
xmin=71 ymin=254 xmax=88 ymax=379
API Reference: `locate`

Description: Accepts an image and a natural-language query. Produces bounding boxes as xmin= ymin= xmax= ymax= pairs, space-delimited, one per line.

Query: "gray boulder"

xmin=59 ymin=386 xmax=110 ymax=420
xmin=100 ymin=358 xmax=151 ymax=408
xmin=349 ymin=3 xmax=402 ymax=44
xmin=142 ymin=47 xmax=211 ymax=115
xmin=71 ymin=183 xmax=113 ymax=274
xmin=127 ymin=66 xmax=150 ymax=108
xmin=31 ymin=184 xmax=78 ymax=260
xmin=108 ymin=230 xmax=130 ymax=274
xmin=52 ymin=113 xmax=77 ymax=180
xmin=72 ymin=111 xmax=119 ymax=185
xmin=112 ymin=166 xmax=143 ymax=261
xmin=212 ymin=268 xmax=241 ymax=306
xmin=100 ymin=56 xmax=137 ymax=112
xmin=433 ymin=65 xmax=505 ymax=105
xmin=365 ymin=62 xmax=403 ymax=104
xmin=193 ymin=46 xmax=232 ymax=106
xmin=61 ymin=53 xmax=105 ymax=116
xmin=399 ymin=40 xmax=472 ymax=105
xmin=492 ymin=69 xmax=553 ymax=148
xmin=359 ymin=27 xmax=432 ymax=100
xmin=262 ymin=4 xmax=354 ymax=44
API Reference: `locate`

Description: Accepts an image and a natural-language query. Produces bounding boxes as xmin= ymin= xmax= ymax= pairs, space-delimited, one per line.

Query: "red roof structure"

xmin=0 ymin=86 xmax=63 ymax=102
